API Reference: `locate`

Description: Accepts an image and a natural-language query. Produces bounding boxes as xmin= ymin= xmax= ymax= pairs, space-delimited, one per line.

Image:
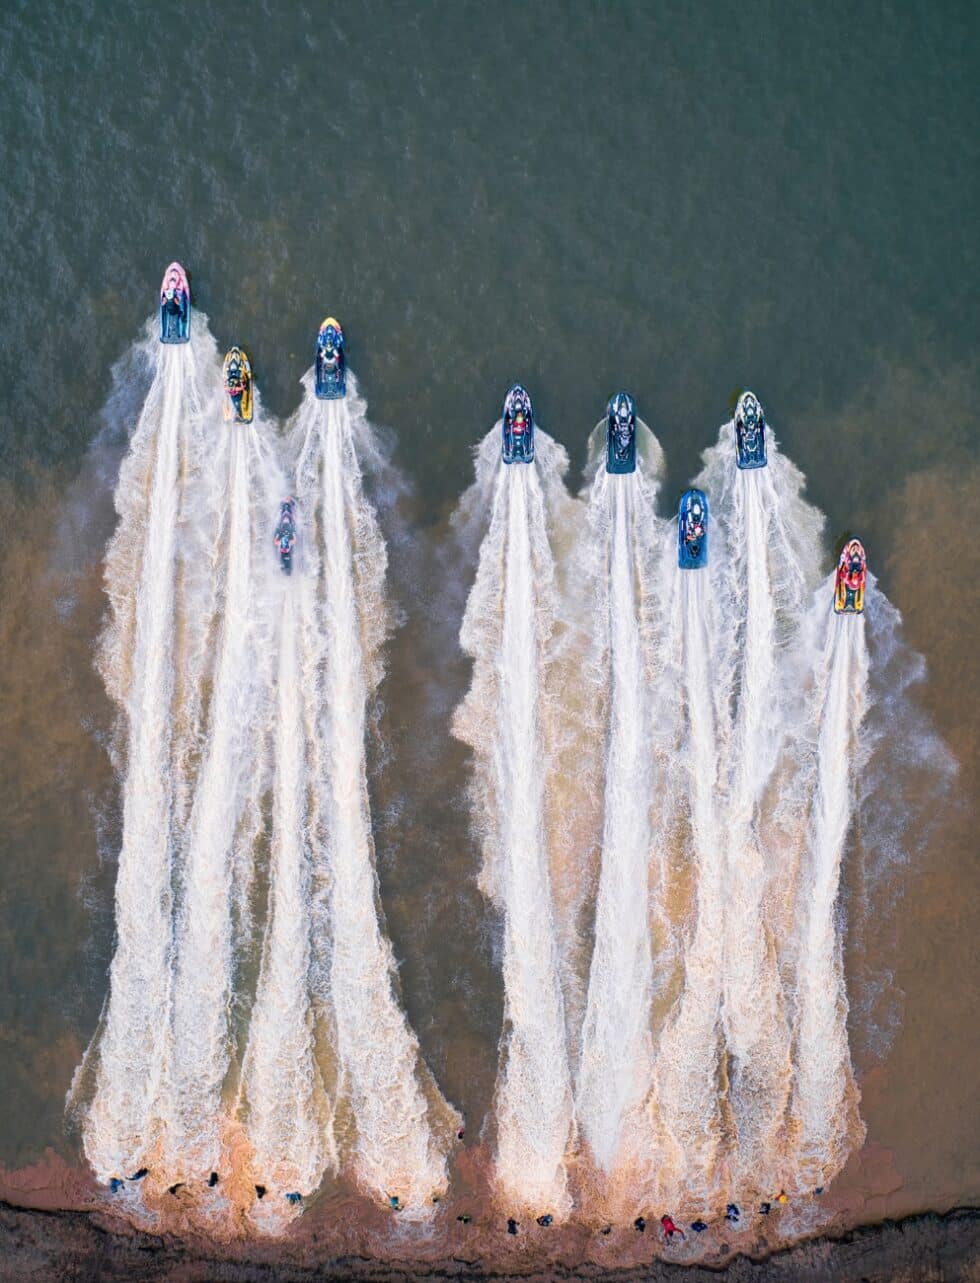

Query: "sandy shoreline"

xmin=1 ymin=1152 xmax=978 ymax=1283
xmin=1 ymin=1198 xmax=977 ymax=1282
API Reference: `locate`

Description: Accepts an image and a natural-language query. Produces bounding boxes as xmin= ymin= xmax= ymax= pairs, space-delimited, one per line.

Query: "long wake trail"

xmin=79 ymin=326 xmax=220 ymax=1180
xmin=643 ymin=562 xmax=731 ymax=1211
xmin=788 ymin=584 xmax=869 ymax=1187
xmin=454 ymin=431 xmax=574 ymax=1218
xmin=164 ymin=414 xmax=281 ymax=1177
xmin=575 ymin=435 xmax=664 ymax=1191
xmin=296 ymin=379 xmax=454 ymax=1211
xmin=694 ymin=426 xmax=823 ymax=1190
xmin=240 ymin=575 xmax=333 ymax=1209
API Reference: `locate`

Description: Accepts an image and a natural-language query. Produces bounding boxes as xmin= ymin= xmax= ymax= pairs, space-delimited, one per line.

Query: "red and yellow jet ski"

xmin=223 ymin=347 xmax=253 ymax=424
xmin=834 ymin=538 xmax=867 ymax=613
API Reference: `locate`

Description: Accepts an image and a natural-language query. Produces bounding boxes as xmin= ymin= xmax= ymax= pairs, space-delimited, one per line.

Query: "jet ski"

xmin=274 ymin=498 xmax=297 ymax=575
xmin=834 ymin=538 xmax=867 ymax=613
xmin=734 ymin=390 xmax=767 ymax=469
xmin=606 ymin=391 xmax=637 ymax=474
xmin=223 ymin=347 xmax=253 ymax=423
xmin=678 ymin=488 xmax=709 ymax=568
xmin=160 ymin=262 xmax=190 ymax=343
xmin=315 ymin=317 xmax=346 ymax=399
xmin=501 ymin=384 xmax=534 ymax=464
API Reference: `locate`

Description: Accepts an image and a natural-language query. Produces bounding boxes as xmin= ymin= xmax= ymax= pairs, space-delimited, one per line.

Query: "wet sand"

xmin=0 ymin=1165 xmax=978 ymax=1282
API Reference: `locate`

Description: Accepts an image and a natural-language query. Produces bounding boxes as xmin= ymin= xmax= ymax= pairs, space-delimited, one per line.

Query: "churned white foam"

xmin=641 ymin=557 xmax=732 ymax=1212
xmin=291 ymin=375 xmax=455 ymax=1212
xmin=694 ymin=424 xmax=823 ymax=1191
xmin=575 ymin=427 xmax=666 ymax=1180
xmin=240 ymin=577 xmax=335 ymax=1209
xmin=787 ymin=579 xmax=869 ymax=1187
xmin=453 ymin=428 xmax=575 ymax=1218
xmin=163 ymin=407 xmax=283 ymax=1177
xmin=79 ymin=324 xmax=221 ymax=1180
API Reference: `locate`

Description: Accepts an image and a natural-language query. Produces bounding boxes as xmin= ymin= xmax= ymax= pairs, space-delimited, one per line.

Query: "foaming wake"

xmin=293 ymin=375 xmax=457 ymax=1212
xmin=574 ymin=424 xmax=667 ymax=1184
xmin=638 ymin=546 xmax=734 ymax=1213
xmin=453 ymin=428 xmax=575 ymax=1218
xmin=239 ymin=574 xmax=336 ymax=1220
xmin=785 ymin=579 xmax=869 ymax=1188
xmin=693 ymin=422 xmax=823 ymax=1190
xmin=163 ymin=402 xmax=283 ymax=1178
xmin=75 ymin=321 xmax=222 ymax=1180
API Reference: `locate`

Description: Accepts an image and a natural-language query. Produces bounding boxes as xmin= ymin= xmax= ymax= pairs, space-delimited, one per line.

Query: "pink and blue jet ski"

xmin=502 ymin=384 xmax=534 ymax=464
xmin=160 ymin=262 xmax=190 ymax=343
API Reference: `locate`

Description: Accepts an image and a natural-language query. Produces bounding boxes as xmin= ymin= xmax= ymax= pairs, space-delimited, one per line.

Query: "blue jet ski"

xmin=159 ymin=262 xmax=190 ymax=344
xmin=734 ymin=391 xmax=767 ymax=469
xmin=606 ymin=392 xmax=637 ymax=474
xmin=274 ymin=498 xmax=297 ymax=575
xmin=678 ymin=488 xmax=709 ymax=568
xmin=502 ymin=384 xmax=534 ymax=464
xmin=315 ymin=317 xmax=346 ymax=399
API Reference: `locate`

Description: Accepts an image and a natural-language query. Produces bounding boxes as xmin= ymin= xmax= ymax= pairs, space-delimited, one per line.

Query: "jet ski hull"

xmin=606 ymin=391 xmax=637 ymax=474
xmin=274 ymin=498 xmax=297 ymax=575
xmin=315 ymin=317 xmax=346 ymax=399
xmin=678 ymin=488 xmax=709 ymax=569
xmin=159 ymin=262 xmax=190 ymax=344
xmin=834 ymin=538 xmax=867 ymax=613
xmin=734 ymin=390 xmax=767 ymax=469
xmin=223 ymin=347 xmax=253 ymax=424
xmin=502 ymin=383 xmax=534 ymax=464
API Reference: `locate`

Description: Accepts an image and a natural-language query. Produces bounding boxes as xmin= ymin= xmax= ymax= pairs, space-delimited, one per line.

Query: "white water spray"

xmin=294 ymin=377 xmax=455 ymax=1211
xmin=240 ymin=575 xmax=334 ymax=1207
xmin=694 ymin=425 xmax=823 ymax=1189
xmin=642 ymin=556 xmax=732 ymax=1211
xmin=79 ymin=325 xmax=221 ymax=1180
xmin=787 ymin=581 xmax=869 ymax=1185
xmin=454 ymin=429 xmax=575 ymax=1217
xmin=575 ymin=429 xmax=665 ymax=1179
xmin=164 ymin=410 xmax=282 ymax=1176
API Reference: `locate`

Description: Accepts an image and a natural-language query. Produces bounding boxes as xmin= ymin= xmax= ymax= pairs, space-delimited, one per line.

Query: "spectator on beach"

xmin=661 ymin=1215 xmax=685 ymax=1242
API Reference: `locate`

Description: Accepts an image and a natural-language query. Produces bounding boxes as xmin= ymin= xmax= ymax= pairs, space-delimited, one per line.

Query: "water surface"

xmin=0 ymin=0 xmax=977 ymax=1221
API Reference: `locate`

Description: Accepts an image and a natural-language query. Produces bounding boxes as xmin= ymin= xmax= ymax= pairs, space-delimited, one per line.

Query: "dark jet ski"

xmin=160 ymin=262 xmax=190 ymax=343
xmin=678 ymin=488 xmax=709 ymax=568
xmin=223 ymin=347 xmax=253 ymax=424
xmin=834 ymin=538 xmax=867 ymax=613
xmin=274 ymin=498 xmax=297 ymax=575
xmin=315 ymin=317 xmax=346 ymax=399
xmin=502 ymin=384 xmax=534 ymax=464
xmin=734 ymin=390 xmax=767 ymax=469
xmin=606 ymin=391 xmax=637 ymax=474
